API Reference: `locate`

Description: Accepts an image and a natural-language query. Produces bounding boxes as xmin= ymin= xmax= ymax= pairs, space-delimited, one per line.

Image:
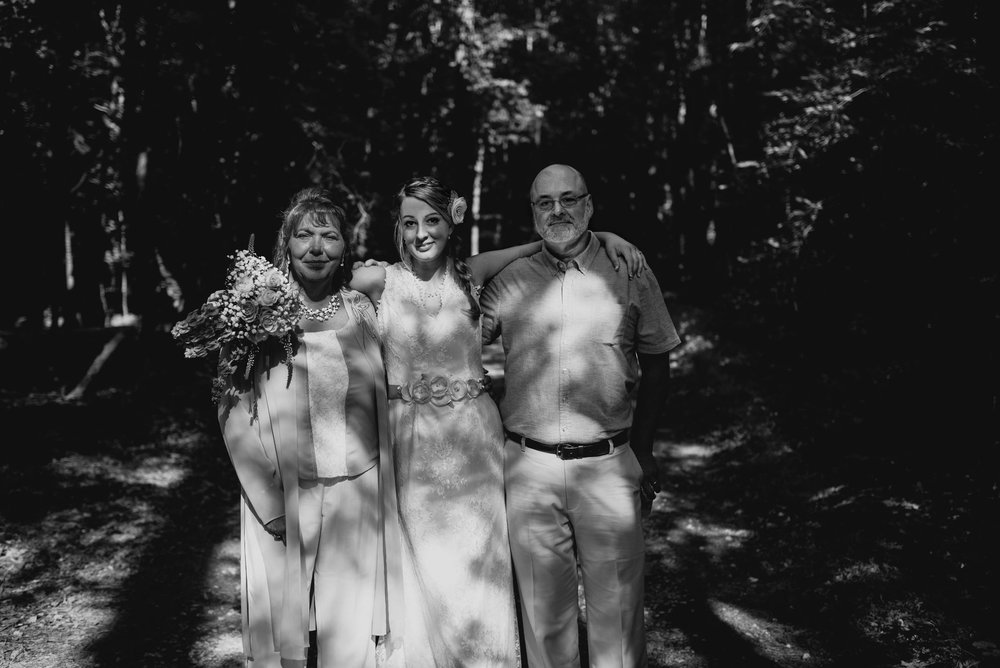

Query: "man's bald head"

xmin=530 ymin=164 xmax=588 ymax=201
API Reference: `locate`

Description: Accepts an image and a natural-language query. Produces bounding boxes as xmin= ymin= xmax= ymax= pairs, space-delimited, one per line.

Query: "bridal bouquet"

xmin=171 ymin=237 xmax=300 ymax=420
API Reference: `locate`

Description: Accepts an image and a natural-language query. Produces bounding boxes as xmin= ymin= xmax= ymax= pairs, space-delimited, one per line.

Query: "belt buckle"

xmin=555 ymin=443 xmax=578 ymax=460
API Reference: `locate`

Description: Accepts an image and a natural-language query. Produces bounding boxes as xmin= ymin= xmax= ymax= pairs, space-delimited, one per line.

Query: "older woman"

xmin=218 ymin=187 xmax=402 ymax=667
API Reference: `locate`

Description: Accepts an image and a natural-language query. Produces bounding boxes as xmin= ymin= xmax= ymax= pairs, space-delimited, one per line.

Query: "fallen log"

xmin=64 ymin=329 xmax=130 ymax=401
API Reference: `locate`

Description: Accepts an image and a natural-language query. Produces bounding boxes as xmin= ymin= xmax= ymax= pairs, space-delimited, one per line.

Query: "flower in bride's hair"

xmin=449 ymin=195 xmax=467 ymax=225
xmin=171 ymin=246 xmax=303 ymax=422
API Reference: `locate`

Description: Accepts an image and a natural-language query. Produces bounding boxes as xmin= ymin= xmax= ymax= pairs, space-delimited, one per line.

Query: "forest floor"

xmin=1 ymin=302 xmax=998 ymax=668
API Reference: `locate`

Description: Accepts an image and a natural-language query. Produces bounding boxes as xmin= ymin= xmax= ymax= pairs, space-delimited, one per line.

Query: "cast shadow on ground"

xmin=77 ymin=334 xmax=240 ymax=666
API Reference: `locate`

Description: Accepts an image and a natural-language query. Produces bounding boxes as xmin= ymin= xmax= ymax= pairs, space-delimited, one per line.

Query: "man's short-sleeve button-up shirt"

xmin=480 ymin=232 xmax=681 ymax=444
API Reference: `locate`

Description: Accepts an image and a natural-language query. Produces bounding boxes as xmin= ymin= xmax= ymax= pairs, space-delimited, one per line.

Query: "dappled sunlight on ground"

xmin=2 ymin=313 xmax=998 ymax=667
xmin=708 ymin=599 xmax=817 ymax=664
xmin=0 ymin=541 xmax=31 ymax=582
xmin=189 ymin=632 xmax=244 ymax=668
xmin=670 ymin=518 xmax=754 ymax=553
xmin=51 ymin=453 xmax=189 ymax=489
xmin=189 ymin=539 xmax=244 ymax=666
xmin=832 ymin=559 xmax=902 ymax=584
xmin=663 ymin=442 xmax=722 ymax=459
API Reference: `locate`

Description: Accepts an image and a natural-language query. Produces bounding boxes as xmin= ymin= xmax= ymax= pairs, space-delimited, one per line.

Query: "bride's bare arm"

xmin=465 ymin=242 xmax=543 ymax=286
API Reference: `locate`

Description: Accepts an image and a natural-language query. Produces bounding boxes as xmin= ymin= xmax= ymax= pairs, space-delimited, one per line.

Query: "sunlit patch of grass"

xmin=157 ymin=428 xmax=217 ymax=453
xmin=881 ymin=497 xmax=921 ymax=512
xmin=0 ymin=577 xmax=122 ymax=660
xmin=808 ymin=485 xmax=846 ymax=502
xmin=0 ymin=540 xmax=33 ymax=581
xmin=707 ymin=598 xmax=830 ymax=666
xmin=645 ymin=625 xmax=706 ymax=667
xmin=677 ymin=517 xmax=754 ymax=542
xmin=660 ymin=442 xmax=728 ymax=469
xmin=832 ymin=560 xmax=902 ymax=584
xmin=200 ymin=540 xmax=242 ymax=607
xmin=50 ymin=452 xmax=189 ymax=489
xmin=710 ymin=599 xmax=780 ymax=644
xmin=855 ymin=596 xmax=979 ymax=668
xmin=189 ymin=538 xmax=243 ymax=666
xmin=189 ymin=631 xmax=244 ymax=667
xmin=664 ymin=516 xmax=756 ymax=560
xmin=75 ymin=556 xmax=134 ymax=587
xmin=663 ymin=442 xmax=718 ymax=458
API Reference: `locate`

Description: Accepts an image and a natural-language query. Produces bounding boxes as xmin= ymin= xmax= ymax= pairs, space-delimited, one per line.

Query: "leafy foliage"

xmin=1 ymin=0 xmax=994 ymax=449
xmin=723 ymin=0 xmax=998 ymax=452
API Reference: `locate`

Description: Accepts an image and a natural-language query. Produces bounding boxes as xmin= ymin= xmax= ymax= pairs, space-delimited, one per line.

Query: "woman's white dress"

xmin=377 ymin=262 xmax=519 ymax=667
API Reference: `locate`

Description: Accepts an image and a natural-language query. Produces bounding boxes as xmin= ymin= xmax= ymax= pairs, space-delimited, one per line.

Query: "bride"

xmin=351 ymin=176 xmax=646 ymax=666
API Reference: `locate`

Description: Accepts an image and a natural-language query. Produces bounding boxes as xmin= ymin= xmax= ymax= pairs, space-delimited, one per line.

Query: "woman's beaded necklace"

xmin=411 ymin=262 xmax=449 ymax=312
xmin=299 ymin=290 xmax=342 ymax=321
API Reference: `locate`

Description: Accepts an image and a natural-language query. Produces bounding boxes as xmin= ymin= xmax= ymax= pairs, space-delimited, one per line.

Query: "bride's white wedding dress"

xmin=377 ymin=262 xmax=519 ymax=667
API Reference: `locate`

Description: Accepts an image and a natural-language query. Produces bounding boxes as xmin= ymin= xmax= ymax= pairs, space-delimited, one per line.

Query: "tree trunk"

xmin=470 ymin=139 xmax=485 ymax=255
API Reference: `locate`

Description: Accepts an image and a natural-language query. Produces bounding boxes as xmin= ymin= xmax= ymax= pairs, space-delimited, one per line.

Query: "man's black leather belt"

xmin=504 ymin=429 xmax=630 ymax=460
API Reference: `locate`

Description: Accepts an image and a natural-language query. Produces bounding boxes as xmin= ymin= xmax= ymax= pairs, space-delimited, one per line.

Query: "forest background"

xmin=2 ymin=0 xmax=997 ymax=442
xmin=1 ymin=0 xmax=998 ymax=666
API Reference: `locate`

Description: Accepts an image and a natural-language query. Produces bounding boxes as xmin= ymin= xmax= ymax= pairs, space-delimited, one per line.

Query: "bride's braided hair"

xmin=393 ymin=176 xmax=480 ymax=320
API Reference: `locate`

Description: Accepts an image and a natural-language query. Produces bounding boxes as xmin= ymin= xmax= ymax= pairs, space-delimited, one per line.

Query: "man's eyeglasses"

xmin=531 ymin=193 xmax=589 ymax=212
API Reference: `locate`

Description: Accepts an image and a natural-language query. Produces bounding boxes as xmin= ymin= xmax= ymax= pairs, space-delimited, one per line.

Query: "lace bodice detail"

xmin=377 ymin=263 xmax=482 ymax=384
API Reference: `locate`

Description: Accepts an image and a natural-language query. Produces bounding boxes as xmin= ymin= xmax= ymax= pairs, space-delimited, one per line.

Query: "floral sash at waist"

xmin=387 ymin=374 xmax=486 ymax=406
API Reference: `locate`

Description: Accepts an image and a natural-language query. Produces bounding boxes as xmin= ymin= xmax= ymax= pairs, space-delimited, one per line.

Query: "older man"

xmin=480 ymin=164 xmax=681 ymax=668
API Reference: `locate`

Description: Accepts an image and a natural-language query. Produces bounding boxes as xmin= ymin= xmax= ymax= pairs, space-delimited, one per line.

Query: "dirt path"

xmin=1 ymin=309 xmax=998 ymax=667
